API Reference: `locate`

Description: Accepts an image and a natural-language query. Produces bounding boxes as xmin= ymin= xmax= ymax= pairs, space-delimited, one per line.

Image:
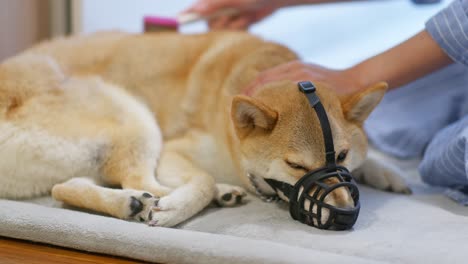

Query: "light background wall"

xmin=76 ymin=0 xmax=449 ymax=67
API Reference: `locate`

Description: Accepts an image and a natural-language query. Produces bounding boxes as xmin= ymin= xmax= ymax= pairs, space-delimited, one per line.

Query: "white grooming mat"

xmin=1 ymin=149 xmax=467 ymax=263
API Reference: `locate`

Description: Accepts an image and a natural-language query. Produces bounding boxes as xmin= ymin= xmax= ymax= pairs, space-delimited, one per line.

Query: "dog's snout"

xmin=302 ymin=177 xmax=356 ymax=227
xmin=322 ymin=178 xmax=355 ymax=209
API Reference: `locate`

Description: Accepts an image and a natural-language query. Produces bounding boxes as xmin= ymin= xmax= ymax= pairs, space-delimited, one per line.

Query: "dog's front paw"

xmin=126 ymin=192 xmax=160 ymax=222
xmin=214 ymin=184 xmax=247 ymax=207
xmin=354 ymin=158 xmax=412 ymax=194
xmin=146 ymin=197 xmax=184 ymax=227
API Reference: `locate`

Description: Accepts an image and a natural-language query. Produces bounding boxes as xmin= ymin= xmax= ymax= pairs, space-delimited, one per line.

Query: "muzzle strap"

xmin=264 ymin=178 xmax=294 ymax=198
xmin=298 ymin=82 xmax=336 ymax=168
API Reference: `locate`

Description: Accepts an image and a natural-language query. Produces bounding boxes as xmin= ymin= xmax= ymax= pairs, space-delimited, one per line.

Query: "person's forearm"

xmin=349 ymin=30 xmax=453 ymax=91
xmin=278 ymin=0 xmax=359 ymax=7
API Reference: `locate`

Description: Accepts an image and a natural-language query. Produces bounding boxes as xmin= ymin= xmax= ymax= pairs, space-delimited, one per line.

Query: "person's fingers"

xmin=242 ymin=81 xmax=257 ymax=95
xmin=290 ymin=70 xmax=315 ymax=82
xmin=182 ymin=1 xmax=200 ymax=13
xmin=226 ymin=16 xmax=252 ymax=30
xmin=244 ymin=69 xmax=313 ymax=94
xmin=244 ymin=69 xmax=273 ymax=92
xmin=243 ymin=60 xmax=357 ymax=97
xmin=181 ymin=0 xmax=207 ymax=14
xmin=243 ymin=70 xmax=280 ymax=94
xmin=242 ymin=60 xmax=329 ymax=95
xmin=259 ymin=71 xmax=293 ymax=84
xmin=251 ymin=7 xmax=276 ymax=22
xmin=183 ymin=0 xmax=240 ymax=16
xmin=218 ymin=8 xmax=276 ymax=31
xmin=208 ymin=16 xmax=232 ymax=30
xmin=259 ymin=62 xmax=298 ymax=80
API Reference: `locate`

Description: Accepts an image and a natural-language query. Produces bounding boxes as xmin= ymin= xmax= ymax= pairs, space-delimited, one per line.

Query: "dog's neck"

xmin=216 ymin=71 xmax=266 ymax=189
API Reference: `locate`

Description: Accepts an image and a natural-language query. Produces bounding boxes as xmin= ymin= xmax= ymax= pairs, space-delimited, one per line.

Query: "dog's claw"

xmin=152 ymin=206 xmax=162 ymax=212
xmin=148 ymin=219 xmax=159 ymax=227
xmin=402 ymin=187 xmax=412 ymax=195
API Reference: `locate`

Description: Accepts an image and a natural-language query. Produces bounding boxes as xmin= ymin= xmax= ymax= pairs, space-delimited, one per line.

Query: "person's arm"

xmin=349 ymin=29 xmax=453 ymax=92
xmin=283 ymin=0 xmax=364 ymax=5
xmin=245 ymin=0 xmax=468 ymax=95
xmin=242 ymin=29 xmax=452 ymax=96
xmin=351 ymin=0 xmax=468 ymax=92
xmin=183 ymin=0 xmax=348 ymax=30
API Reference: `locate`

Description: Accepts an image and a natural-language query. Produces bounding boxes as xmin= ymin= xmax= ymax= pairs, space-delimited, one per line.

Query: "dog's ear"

xmin=341 ymin=82 xmax=387 ymax=123
xmin=231 ymin=95 xmax=278 ymax=138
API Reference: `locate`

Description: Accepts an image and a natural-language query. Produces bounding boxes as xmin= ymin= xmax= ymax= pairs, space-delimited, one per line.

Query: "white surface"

xmin=0 ymin=200 xmax=380 ymax=264
xmin=1 ymin=150 xmax=468 ymax=263
xmin=79 ymin=0 xmax=449 ymax=67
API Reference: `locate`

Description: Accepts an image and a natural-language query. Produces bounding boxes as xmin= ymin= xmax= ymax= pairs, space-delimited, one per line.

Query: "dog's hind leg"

xmin=78 ymin=78 xmax=174 ymax=198
xmin=44 ymin=77 xmax=173 ymax=219
xmin=101 ymin=148 xmax=172 ymax=198
xmin=52 ymin=135 xmax=218 ymax=226
xmin=99 ymin=129 xmax=173 ymax=198
xmin=52 ymin=177 xmax=160 ymax=222
xmin=50 ymin=129 xmax=171 ymax=222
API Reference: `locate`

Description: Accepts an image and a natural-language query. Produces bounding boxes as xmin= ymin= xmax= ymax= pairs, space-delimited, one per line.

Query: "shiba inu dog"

xmin=0 ymin=32 xmax=410 ymax=227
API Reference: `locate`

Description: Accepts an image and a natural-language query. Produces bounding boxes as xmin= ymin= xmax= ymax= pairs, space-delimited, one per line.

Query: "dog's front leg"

xmin=353 ymin=151 xmax=412 ymax=194
xmin=150 ymin=143 xmax=216 ymax=227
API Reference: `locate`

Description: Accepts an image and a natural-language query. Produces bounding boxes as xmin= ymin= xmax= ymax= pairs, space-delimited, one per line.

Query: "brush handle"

xmin=177 ymin=8 xmax=239 ymax=25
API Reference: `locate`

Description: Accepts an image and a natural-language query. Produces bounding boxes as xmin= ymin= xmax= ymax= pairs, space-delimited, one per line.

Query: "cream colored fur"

xmin=0 ymin=32 xmax=409 ymax=227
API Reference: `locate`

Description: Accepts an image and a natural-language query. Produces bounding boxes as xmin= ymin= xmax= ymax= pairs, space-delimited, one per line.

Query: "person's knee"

xmin=419 ymin=121 xmax=468 ymax=187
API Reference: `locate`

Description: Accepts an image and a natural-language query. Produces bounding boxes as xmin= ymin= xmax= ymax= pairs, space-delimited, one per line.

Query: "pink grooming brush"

xmin=144 ymin=16 xmax=179 ymax=31
xmin=144 ymin=8 xmax=239 ymax=32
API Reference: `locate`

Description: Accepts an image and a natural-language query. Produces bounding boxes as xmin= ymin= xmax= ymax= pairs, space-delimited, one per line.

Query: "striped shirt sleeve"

xmin=411 ymin=0 xmax=441 ymax=4
xmin=426 ymin=0 xmax=468 ymax=66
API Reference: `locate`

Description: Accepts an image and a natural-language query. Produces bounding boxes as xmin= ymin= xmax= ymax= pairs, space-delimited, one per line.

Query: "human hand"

xmin=244 ymin=60 xmax=363 ymax=96
xmin=183 ymin=0 xmax=284 ymax=30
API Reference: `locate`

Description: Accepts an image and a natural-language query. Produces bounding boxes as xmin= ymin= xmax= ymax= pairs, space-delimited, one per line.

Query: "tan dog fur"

xmin=0 ymin=32 xmax=409 ymax=227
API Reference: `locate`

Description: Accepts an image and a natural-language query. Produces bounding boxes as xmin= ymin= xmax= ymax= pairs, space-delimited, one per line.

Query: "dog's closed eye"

xmin=285 ymin=160 xmax=308 ymax=171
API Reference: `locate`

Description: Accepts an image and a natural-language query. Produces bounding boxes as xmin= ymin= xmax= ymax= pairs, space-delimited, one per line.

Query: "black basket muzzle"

xmin=264 ymin=81 xmax=360 ymax=230
xmin=291 ymin=166 xmax=359 ymax=230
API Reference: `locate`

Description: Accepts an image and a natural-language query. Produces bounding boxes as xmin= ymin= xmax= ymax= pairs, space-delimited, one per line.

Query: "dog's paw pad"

xmin=215 ymin=184 xmax=247 ymax=207
xmin=384 ymin=184 xmax=412 ymax=195
xmin=127 ymin=192 xmax=159 ymax=222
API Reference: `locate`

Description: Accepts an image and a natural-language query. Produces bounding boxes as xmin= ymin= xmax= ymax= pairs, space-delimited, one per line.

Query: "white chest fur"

xmin=188 ymin=132 xmax=242 ymax=186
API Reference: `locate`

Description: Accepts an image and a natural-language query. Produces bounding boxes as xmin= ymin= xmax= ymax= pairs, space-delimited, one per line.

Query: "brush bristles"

xmin=144 ymin=16 xmax=179 ymax=32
